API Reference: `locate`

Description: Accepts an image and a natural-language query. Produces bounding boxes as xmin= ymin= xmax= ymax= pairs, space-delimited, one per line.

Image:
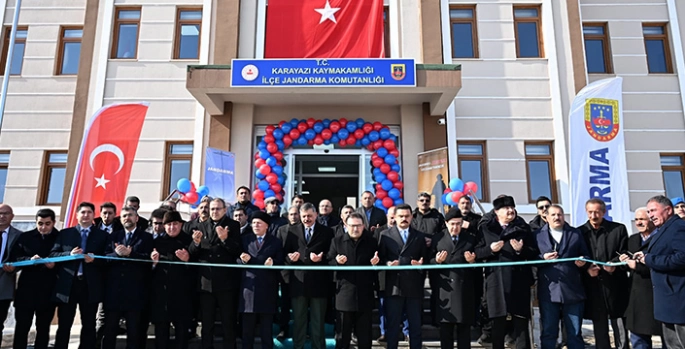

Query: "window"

xmin=0 ymin=27 xmax=28 ymax=75
xmin=583 ymin=23 xmax=612 ymax=74
xmin=514 ymin=6 xmax=543 ymax=58
xmin=38 ymin=152 xmax=67 ymax=205
xmin=111 ymin=7 xmax=141 ymax=59
xmin=525 ymin=142 xmax=558 ymax=203
xmin=56 ymin=27 xmax=83 ymax=75
xmin=174 ymin=8 xmax=202 ymax=59
xmin=457 ymin=141 xmax=488 ymax=201
xmin=660 ymin=154 xmax=685 ymax=198
xmin=643 ymin=23 xmax=673 ymax=73
xmin=163 ymin=142 xmax=193 ymax=200
xmin=383 ymin=6 xmax=390 ymax=57
xmin=450 ymin=5 xmax=478 ymax=58
xmin=0 ymin=153 xmax=9 ymax=202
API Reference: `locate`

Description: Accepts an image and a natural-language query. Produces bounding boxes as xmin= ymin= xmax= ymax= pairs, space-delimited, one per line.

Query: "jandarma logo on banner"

xmin=584 ymin=98 xmax=620 ymax=142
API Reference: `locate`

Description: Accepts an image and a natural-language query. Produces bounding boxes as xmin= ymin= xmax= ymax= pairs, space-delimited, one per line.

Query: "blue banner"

xmin=204 ymin=148 xmax=235 ymax=203
xmin=231 ymin=58 xmax=416 ymax=87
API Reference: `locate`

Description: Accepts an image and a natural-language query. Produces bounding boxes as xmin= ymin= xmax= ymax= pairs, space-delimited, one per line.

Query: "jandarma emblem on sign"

xmin=584 ymin=98 xmax=619 ymax=142
xmin=391 ymin=64 xmax=406 ymax=80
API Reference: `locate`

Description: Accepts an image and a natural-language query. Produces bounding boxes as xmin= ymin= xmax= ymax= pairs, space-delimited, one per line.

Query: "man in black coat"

xmin=265 ymin=196 xmax=288 ymax=236
xmin=357 ymin=191 xmax=387 ymax=232
xmin=227 ymin=186 xmax=260 ymax=218
xmin=327 ymin=212 xmax=380 ymax=349
xmin=10 ymin=208 xmax=59 ymax=349
xmin=93 ymin=202 xmax=123 ymax=234
xmin=430 ymin=207 xmax=477 ymax=349
xmin=188 ymin=197 xmax=242 ymax=349
xmin=184 ymin=196 xmax=210 ymax=233
xmin=283 ymin=202 xmax=334 ymax=349
xmin=529 ymin=196 xmax=551 ymax=231
xmin=379 ymin=203 xmax=427 ymax=349
xmin=150 ymin=211 xmax=196 ymax=349
xmin=102 ymin=206 xmax=154 ymax=349
xmin=318 ymin=199 xmax=341 ymax=227
xmin=275 ymin=205 xmax=300 ymax=339
xmin=333 ymin=205 xmax=356 ymax=238
xmin=123 ymin=196 xmax=149 ymax=231
xmin=50 ymin=202 xmax=108 ymax=349
xmin=619 ymin=208 xmax=662 ymax=349
xmin=579 ymin=198 xmax=630 ymax=349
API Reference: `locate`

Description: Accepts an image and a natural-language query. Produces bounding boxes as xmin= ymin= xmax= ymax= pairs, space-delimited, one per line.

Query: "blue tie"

xmin=78 ymin=228 xmax=89 ymax=275
xmin=401 ymin=230 xmax=408 ymax=244
xmin=305 ymin=228 xmax=311 ymax=243
xmin=257 ymin=236 xmax=264 ymax=248
xmin=125 ymin=232 xmax=133 ymax=246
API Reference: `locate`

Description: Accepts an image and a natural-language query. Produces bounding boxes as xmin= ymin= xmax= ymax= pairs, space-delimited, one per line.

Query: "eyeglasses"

xmin=537 ymin=205 xmax=550 ymax=210
xmin=152 ymin=222 xmax=164 ymax=225
xmin=418 ymin=199 xmax=430 ymax=203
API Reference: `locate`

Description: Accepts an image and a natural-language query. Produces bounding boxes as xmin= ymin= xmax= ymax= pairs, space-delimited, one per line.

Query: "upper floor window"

xmin=163 ymin=142 xmax=193 ymax=200
xmin=0 ymin=27 xmax=28 ymax=75
xmin=525 ymin=142 xmax=558 ymax=203
xmin=38 ymin=152 xmax=68 ymax=205
xmin=514 ymin=6 xmax=543 ymax=58
xmin=661 ymin=154 xmax=685 ymax=198
xmin=450 ymin=6 xmax=478 ymax=58
xmin=643 ymin=23 xmax=673 ymax=74
xmin=57 ymin=27 xmax=83 ymax=75
xmin=457 ymin=141 xmax=488 ymax=201
xmin=111 ymin=8 xmax=141 ymax=59
xmin=583 ymin=23 xmax=612 ymax=74
xmin=0 ymin=152 xmax=9 ymax=202
xmin=174 ymin=8 xmax=202 ymax=59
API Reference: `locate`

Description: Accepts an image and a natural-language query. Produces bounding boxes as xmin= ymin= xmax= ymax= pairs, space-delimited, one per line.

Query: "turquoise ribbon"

xmin=4 ymin=254 xmax=626 ymax=270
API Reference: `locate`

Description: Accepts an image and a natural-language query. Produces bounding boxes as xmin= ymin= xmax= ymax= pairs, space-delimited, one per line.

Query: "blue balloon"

xmin=273 ymin=129 xmax=284 ymax=139
xmin=176 ymin=178 xmax=191 ymax=193
xmin=445 ymin=193 xmax=456 ymax=206
xmin=313 ymin=122 xmax=324 ymax=133
xmin=346 ymin=122 xmax=357 ymax=132
xmin=277 ymin=176 xmax=285 ymax=185
xmin=375 ymin=199 xmax=384 ymax=209
xmin=375 ymin=173 xmax=386 ymax=183
xmin=377 ymin=147 xmax=388 ymax=158
xmin=272 ymin=165 xmax=283 ymax=175
xmin=259 ymin=150 xmax=270 ymax=160
xmin=449 ymin=178 xmax=465 ymax=192
xmin=442 ymin=193 xmax=449 ymax=205
xmin=264 ymin=189 xmax=276 ymax=198
xmin=379 ymin=128 xmax=391 ymax=140
xmin=338 ymin=129 xmax=349 ymax=139
xmin=391 ymin=164 xmax=401 ymax=172
xmin=324 ymin=139 xmax=330 ymax=145
xmin=276 ymin=140 xmax=285 ymax=150
xmin=300 ymin=119 xmax=307 ymax=124
xmin=361 ymin=137 xmax=370 ymax=146
xmin=389 ymin=135 xmax=397 ymax=142
xmin=381 ymin=179 xmax=393 ymax=191
xmin=331 ymin=135 xmax=339 ymax=143
xmin=258 ymin=141 xmax=267 ymax=150
xmin=384 ymin=154 xmax=396 ymax=165
xmin=191 ymin=204 xmax=198 ymax=209
xmin=355 ymin=118 xmax=365 ymax=127
xmin=256 ymin=171 xmax=266 ymax=180
xmin=394 ymin=199 xmax=404 ymax=206
xmin=305 ymin=129 xmax=316 ymax=140
xmin=298 ymin=137 xmax=307 ymax=145
xmin=373 ymin=168 xmax=382 ymax=177
xmin=323 ymin=118 xmax=331 ymax=127
xmin=355 ymin=140 xmax=361 ymax=147
xmin=290 ymin=118 xmax=299 ymax=127
xmin=388 ymin=188 xmax=401 ymax=199
xmin=266 ymin=156 xmax=277 ymax=167
xmin=281 ymin=123 xmax=292 ymax=133
xmin=197 ymin=185 xmax=210 ymax=197
xmin=258 ymin=180 xmax=270 ymax=191
xmin=368 ymin=131 xmax=379 ymax=141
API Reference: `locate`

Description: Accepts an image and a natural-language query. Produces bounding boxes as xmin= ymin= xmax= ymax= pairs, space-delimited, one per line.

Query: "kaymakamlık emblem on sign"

xmin=391 ymin=64 xmax=406 ymax=80
xmin=242 ymin=64 xmax=259 ymax=81
xmin=585 ymin=98 xmax=619 ymax=142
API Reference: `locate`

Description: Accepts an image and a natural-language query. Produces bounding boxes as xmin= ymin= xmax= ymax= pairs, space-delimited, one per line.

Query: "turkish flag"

xmin=64 ymin=103 xmax=148 ymax=227
xmin=265 ymin=0 xmax=385 ymax=58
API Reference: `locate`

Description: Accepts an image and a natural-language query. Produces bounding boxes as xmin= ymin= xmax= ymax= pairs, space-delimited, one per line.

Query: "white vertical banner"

xmin=569 ymin=77 xmax=630 ymax=227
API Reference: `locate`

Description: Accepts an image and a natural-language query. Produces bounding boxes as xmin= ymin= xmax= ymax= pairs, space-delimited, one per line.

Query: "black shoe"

xmin=277 ymin=330 xmax=287 ymax=341
xmin=376 ymin=335 xmax=386 ymax=342
xmin=478 ymin=334 xmax=492 ymax=344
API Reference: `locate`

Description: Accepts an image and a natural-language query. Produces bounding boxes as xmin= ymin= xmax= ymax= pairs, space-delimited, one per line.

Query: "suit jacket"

xmin=188 ymin=216 xmax=242 ymax=293
xmin=0 ymin=226 xmax=21 ymax=301
xmin=183 ymin=217 xmax=208 ymax=235
xmin=50 ymin=226 xmax=108 ymax=304
xmin=317 ymin=214 xmax=341 ymax=228
xmin=327 ymin=232 xmax=378 ymax=312
xmin=93 ymin=217 xmax=123 ymax=234
xmin=239 ymin=233 xmax=284 ymax=313
xmin=283 ymin=222 xmax=333 ymax=298
xmin=277 ymin=224 xmax=294 ymax=284
xmin=625 ymin=232 xmax=661 ymax=335
xmin=10 ymin=228 xmax=59 ymax=309
xmin=103 ymin=227 xmax=153 ymax=311
xmin=379 ymin=226 xmax=427 ymax=298
xmin=430 ymin=230 xmax=476 ymax=324
xmin=150 ymin=232 xmax=196 ymax=323
xmin=357 ymin=206 xmax=387 ymax=230
xmin=645 ymin=215 xmax=685 ymax=324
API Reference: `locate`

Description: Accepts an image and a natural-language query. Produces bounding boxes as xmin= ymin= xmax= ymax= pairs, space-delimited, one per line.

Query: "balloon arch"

xmin=253 ymin=118 xmax=404 ymax=211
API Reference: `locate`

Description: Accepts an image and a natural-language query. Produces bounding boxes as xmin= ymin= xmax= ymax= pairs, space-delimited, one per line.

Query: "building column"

xmin=400 ymin=104 xmax=424 ymax=200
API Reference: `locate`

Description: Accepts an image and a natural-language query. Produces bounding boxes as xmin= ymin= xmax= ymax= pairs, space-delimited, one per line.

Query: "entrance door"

xmin=291 ymin=155 xmax=359 ymax=211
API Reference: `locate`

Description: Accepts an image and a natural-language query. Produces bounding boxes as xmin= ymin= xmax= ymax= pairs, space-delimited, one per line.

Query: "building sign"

xmin=417 ymin=148 xmax=449 ymax=215
xmin=231 ymin=58 xmax=416 ymax=87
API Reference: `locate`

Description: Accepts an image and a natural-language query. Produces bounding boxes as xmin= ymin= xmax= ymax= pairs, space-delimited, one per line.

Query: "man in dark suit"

xmin=635 ymin=195 xmax=685 ymax=349
xmin=328 ymin=211 xmax=379 ymax=349
xmin=50 ymin=201 xmax=108 ymax=349
xmin=9 ymin=207 xmax=56 ymax=349
xmin=239 ymin=211 xmax=284 ymax=349
xmin=333 ymin=205 xmax=356 ymax=238
xmin=94 ymin=202 xmax=123 ymax=234
xmin=124 ymin=196 xmax=149 ymax=231
xmin=357 ymin=191 xmax=387 ymax=232
xmin=265 ymin=197 xmax=288 ymax=236
xmin=275 ymin=205 xmax=300 ymax=340
xmin=188 ymin=197 xmax=242 ymax=349
xmin=379 ymin=203 xmax=427 ymax=349
xmin=184 ymin=196 xmax=211 ymax=233
xmin=283 ymin=202 xmax=334 ymax=349
xmin=318 ymin=199 xmax=341 ymax=227
xmin=102 ymin=206 xmax=153 ymax=349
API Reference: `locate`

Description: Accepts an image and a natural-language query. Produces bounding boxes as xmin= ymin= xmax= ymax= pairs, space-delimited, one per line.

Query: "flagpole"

xmin=0 ymin=0 xmax=22 ymax=135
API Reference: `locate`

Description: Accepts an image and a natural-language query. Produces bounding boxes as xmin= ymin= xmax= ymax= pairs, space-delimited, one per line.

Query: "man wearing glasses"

xmin=529 ymin=196 xmax=552 ymax=232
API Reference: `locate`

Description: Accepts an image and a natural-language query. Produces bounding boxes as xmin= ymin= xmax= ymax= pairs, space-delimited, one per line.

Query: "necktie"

xmin=125 ymin=232 xmax=133 ymax=246
xmin=79 ymin=228 xmax=89 ymax=275
xmin=453 ymin=236 xmax=458 ymax=245
xmin=401 ymin=230 xmax=408 ymax=244
xmin=257 ymin=236 xmax=264 ymax=248
xmin=305 ymin=228 xmax=311 ymax=243
xmin=0 ymin=230 xmax=5 ymax=261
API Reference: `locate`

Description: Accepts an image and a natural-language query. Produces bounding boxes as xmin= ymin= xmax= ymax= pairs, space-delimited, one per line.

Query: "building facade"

xmin=0 ymin=0 xmax=683 ymax=225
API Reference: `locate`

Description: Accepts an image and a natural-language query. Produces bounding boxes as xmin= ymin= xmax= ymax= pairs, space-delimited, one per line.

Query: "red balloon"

xmin=380 ymin=164 xmax=391 ymax=174
xmin=393 ymin=181 xmax=404 ymax=190
xmin=354 ymin=129 xmax=365 ymax=139
xmin=375 ymin=184 xmax=383 ymax=192
xmin=314 ymin=136 xmax=323 ymax=145
xmin=366 ymin=144 xmax=375 ymax=151
xmin=362 ymin=123 xmax=373 ymax=134
xmin=339 ymin=118 xmax=348 ymax=127
xmin=443 ymin=188 xmax=451 ymax=194
xmin=321 ymin=129 xmax=332 ymax=140
xmin=451 ymin=191 xmax=464 ymax=203
xmin=306 ymin=118 xmax=316 ymax=127
xmin=254 ymin=199 xmax=265 ymax=209
xmin=376 ymin=189 xmax=388 ymax=200
xmin=384 ymin=139 xmax=396 ymax=150
xmin=346 ymin=135 xmax=356 ymax=145
xmin=263 ymin=135 xmax=275 ymax=143
xmin=184 ymin=191 xmax=198 ymax=204
xmin=278 ymin=121 xmax=286 ymax=127
xmin=259 ymin=164 xmax=271 ymax=175
xmin=266 ymin=143 xmax=278 ymax=153
xmin=382 ymin=197 xmax=394 ymax=208
xmin=371 ymin=153 xmax=379 ymax=161
xmin=373 ymin=140 xmax=383 ymax=150
xmin=271 ymin=183 xmax=282 ymax=193
xmin=289 ymin=129 xmax=300 ymax=140
xmin=275 ymin=193 xmax=283 ymax=202
xmin=265 ymin=125 xmax=275 ymax=135
xmin=372 ymin=158 xmax=384 ymax=168
xmin=307 ymin=139 xmax=313 ymax=145
xmin=266 ymin=173 xmax=278 ymax=184
xmin=390 ymin=149 xmax=399 ymax=158
xmin=297 ymin=122 xmax=308 ymax=133
xmin=373 ymin=121 xmax=383 ymax=131
xmin=329 ymin=121 xmax=341 ymax=133
xmin=253 ymin=189 xmax=264 ymax=200
xmin=273 ymin=152 xmax=283 ymax=161
xmin=464 ymin=181 xmax=479 ymax=195
xmin=387 ymin=171 xmax=399 ymax=182
xmin=339 ymin=140 xmax=347 ymax=146
xmin=255 ymin=158 xmax=266 ymax=168
xmin=282 ymin=136 xmax=292 ymax=147
xmin=254 ymin=152 xmax=260 ymax=160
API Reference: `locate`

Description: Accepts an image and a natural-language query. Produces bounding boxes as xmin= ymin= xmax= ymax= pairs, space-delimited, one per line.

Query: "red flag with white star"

xmin=265 ymin=0 xmax=385 ymax=58
xmin=64 ymin=103 xmax=148 ymax=227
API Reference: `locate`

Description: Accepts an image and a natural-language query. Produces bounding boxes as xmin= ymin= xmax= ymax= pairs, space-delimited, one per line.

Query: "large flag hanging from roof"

xmin=265 ymin=0 xmax=385 ymax=58
xmin=64 ymin=103 xmax=149 ymax=227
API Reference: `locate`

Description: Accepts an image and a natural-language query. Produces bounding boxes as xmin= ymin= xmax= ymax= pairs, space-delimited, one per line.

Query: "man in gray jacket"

xmin=0 ymin=204 xmax=23 ymax=342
